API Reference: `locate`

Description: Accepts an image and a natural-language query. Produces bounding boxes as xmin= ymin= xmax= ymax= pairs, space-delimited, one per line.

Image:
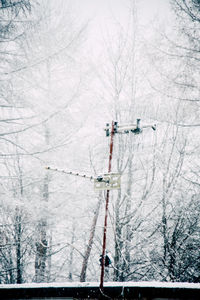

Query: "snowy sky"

xmin=72 ymin=0 xmax=172 ymax=54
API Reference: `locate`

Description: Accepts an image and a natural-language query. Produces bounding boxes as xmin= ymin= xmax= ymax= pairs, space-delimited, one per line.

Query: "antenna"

xmin=45 ymin=167 xmax=121 ymax=190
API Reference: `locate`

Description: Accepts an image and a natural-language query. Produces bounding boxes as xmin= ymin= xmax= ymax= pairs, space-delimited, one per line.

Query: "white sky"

xmin=71 ymin=0 xmax=172 ymax=60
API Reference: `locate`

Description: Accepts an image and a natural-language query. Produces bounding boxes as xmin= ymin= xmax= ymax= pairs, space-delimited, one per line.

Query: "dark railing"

xmin=0 ymin=281 xmax=200 ymax=299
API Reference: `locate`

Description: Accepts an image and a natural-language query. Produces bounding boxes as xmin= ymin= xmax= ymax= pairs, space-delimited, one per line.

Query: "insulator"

xmin=114 ymin=121 xmax=118 ymax=133
xmin=106 ymin=123 xmax=110 ymax=137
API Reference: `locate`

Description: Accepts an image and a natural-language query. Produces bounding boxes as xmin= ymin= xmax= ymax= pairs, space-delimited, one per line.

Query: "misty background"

xmin=0 ymin=0 xmax=199 ymax=284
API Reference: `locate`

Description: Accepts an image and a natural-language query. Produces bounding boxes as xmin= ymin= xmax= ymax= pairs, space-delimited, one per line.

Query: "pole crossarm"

xmin=105 ymin=119 xmax=156 ymax=136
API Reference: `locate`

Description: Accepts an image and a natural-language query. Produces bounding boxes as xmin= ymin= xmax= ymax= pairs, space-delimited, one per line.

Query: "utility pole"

xmin=100 ymin=119 xmax=156 ymax=291
xmin=100 ymin=121 xmax=115 ymax=290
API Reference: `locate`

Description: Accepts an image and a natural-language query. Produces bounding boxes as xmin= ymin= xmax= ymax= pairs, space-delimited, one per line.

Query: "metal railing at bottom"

xmin=0 ymin=281 xmax=200 ymax=299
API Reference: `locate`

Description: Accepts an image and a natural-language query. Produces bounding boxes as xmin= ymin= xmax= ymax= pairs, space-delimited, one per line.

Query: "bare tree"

xmin=0 ymin=0 xmax=89 ymax=284
xmin=94 ymin=0 xmax=158 ymax=282
xmin=0 ymin=148 xmax=34 ymax=283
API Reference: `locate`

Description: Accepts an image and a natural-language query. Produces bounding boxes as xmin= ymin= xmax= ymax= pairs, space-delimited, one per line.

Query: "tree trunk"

xmin=35 ymin=127 xmax=50 ymax=283
xmin=15 ymin=160 xmax=24 ymax=283
xmin=15 ymin=212 xmax=22 ymax=283
xmin=114 ymin=190 xmax=122 ymax=281
xmin=80 ymin=194 xmax=102 ymax=282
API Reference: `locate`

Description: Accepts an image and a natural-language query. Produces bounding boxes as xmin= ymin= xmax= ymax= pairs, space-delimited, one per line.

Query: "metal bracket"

xmin=94 ymin=173 xmax=121 ymax=191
